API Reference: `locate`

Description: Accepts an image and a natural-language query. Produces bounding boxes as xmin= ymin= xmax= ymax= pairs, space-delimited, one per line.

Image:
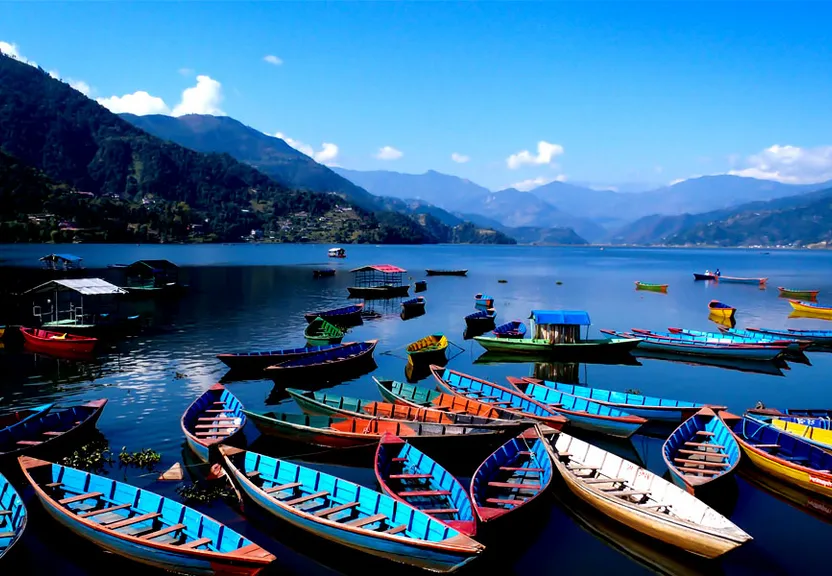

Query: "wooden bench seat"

xmin=16 ymin=440 xmax=42 ymax=446
xmin=345 ymin=513 xmax=387 ymax=528
xmin=488 ymin=481 xmax=540 ymax=490
xmin=60 ymin=492 xmax=103 ymax=505
xmin=195 ymin=424 xmax=237 ymax=429
xmin=679 ymin=467 xmax=721 ymax=475
xmin=398 ymin=489 xmax=451 ymax=497
xmin=683 ymin=442 xmax=724 ymax=450
xmin=314 ymin=501 xmax=359 ymax=518
xmin=180 ymin=537 xmax=213 ymax=550
xmin=583 ymin=477 xmax=626 ymax=484
xmin=605 ymin=489 xmax=649 ymax=498
xmin=204 ymin=409 xmax=229 ymax=413
xmin=678 ymin=449 xmax=728 ymax=458
xmin=265 ymin=482 xmax=301 ymax=494
xmin=752 ymin=444 xmax=782 ymax=449
xmin=420 ymin=508 xmax=458 ymax=515
xmin=517 ymin=451 xmax=534 ymax=455
xmin=499 ymin=467 xmax=543 ymax=472
xmin=673 ymin=458 xmax=729 ymax=467
xmin=198 ymin=417 xmax=238 ymax=423
xmin=45 ymin=482 xmax=63 ymax=488
xmin=245 ymin=470 xmax=261 ymax=478
xmin=42 ymin=431 xmax=64 ymax=437
xmin=0 ymin=510 xmax=10 ymax=517
xmin=389 ymin=473 xmax=432 ymax=480
xmin=106 ymin=512 xmax=161 ymax=530
xmin=391 ymin=457 xmax=407 ymax=462
xmin=695 ymin=430 xmax=715 ymax=436
xmin=486 ymin=498 xmax=525 ymax=506
xmin=285 ymin=491 xmax=329 ymax=506
xmin=385 ymin=525 xmax=408 ymax=535
xmin=0 ymin=532 xmax=15 ymax=539
xmin=79 ymin=503 xmax=132 ymax=518
xmin=141 ymin=523 xmax=186 ymax=540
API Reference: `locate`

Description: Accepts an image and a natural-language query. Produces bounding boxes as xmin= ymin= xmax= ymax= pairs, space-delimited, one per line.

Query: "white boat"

xmin=328 ymin=247 xmax=346 ymax=258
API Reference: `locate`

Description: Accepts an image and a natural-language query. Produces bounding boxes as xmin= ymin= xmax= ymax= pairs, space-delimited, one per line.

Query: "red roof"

xmin=350 ymin=264 xmax=407 ymax=273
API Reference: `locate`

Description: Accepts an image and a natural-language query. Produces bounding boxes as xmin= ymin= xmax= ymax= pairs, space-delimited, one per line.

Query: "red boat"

xmin=20 ymin=327 xmax=98 ymax=354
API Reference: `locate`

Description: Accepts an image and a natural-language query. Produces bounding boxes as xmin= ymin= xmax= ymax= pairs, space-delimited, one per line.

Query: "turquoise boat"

xmin=19 ymin=456 xmax=276 ymax=574
xmin=505 ymin=378 xmax=646 ymax=438
xmin=0 ymin=471 xmax=26 ymax=559
xmin=180 ymin=383 xmax=246 ymax=464
xmin=516 ymin=378 xmax=710 ymax=423
xmin=375 ymin=433 xmax=477 ymax=537
xmin=219 ymin=446 xmax=484 ymax=572
xmin=662 ymin=407 xmax=741 ymax=496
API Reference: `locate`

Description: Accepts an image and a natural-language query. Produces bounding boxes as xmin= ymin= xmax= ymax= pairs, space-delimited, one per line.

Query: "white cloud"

xmin=509 ymin=174 xmax=567 ymax=191
xmin=69 ymin=79 xmax=91 ymax=96
xmin=0 ymin=41 xmax=36 ymax=67
xmin=274 ymin=132 xmax=339 ymax=165
xmin=728 ymin=145 xmax=832 ymax=184
xmin=451 ymin=152 xmax=470 ymax=163
xmin=263 ymin=55 xmax=283 ymax=66
xmin=96 ymin=91 xmax=171 ymax=115
xmin=668 ymin=178 xmax=688 ymax=186
xmin=506 ymin=140 xmax=564 ymax=169
xmin=178 ymin=67 xmax=194 ymax=76
xmin=171 ymin=75 xmax=224 ymax=116
xmin=375 ymin=146 xmax=403 ymax=160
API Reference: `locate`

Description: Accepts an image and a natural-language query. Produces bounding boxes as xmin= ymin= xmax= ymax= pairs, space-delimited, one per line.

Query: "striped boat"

xmin=745 ymin=327 xmax=832 ymax=344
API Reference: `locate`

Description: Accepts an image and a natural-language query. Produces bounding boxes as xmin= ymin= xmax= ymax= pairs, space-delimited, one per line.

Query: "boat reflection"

xmin=632 ymin=349 xmax=786 ymax=376
xmin=404 ymin=356 xmax=447 ymax=383
xmin=708 ymin=312 xmax=736 ymax=329
xmin=399 ymin=307 xmax=425 ymax=321
xmin=265 ymin=360 xmax=378 ymax=404
xmin=789 ymin=311 xmax=832 ymax=322
xmin=740 ymin=467 xmax=832 ymax=526
xmin=473 ymin=351 xmax=642 ymax=367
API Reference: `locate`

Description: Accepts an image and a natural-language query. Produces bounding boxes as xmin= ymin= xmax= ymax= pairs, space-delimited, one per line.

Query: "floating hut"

xmin=24 ymin=278 xmax=137 ymax=334
xmin=528 ymin=310 xmax=592 ymax=343
xmin=347 ymin=264 xmax=409 ymax=298
xmin=328 ymin=247 xmax=346 ymax=258
xmin=123 ymin=259 xmax=186 ymax=296
xmin=39 ymin=253 xmax=84 ymax=271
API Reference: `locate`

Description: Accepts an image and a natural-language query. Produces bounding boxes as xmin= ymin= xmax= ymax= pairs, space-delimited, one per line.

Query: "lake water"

xmin=2 ymin=243 xmax=832 ymax=575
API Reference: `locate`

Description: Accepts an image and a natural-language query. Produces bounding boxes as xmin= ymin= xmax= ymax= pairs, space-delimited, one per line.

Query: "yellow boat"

xmin=405 ymin=333 xmax=448 ymax=365
xmin=707 ymin=300 xmax=736 ymax=320
xmin=771 ymin=418 xmax=832 ymax=453
xmin=0 ymin=325 xmax=5 ymax=339
xmin=788 ymin=299 xmax=832 ymax=317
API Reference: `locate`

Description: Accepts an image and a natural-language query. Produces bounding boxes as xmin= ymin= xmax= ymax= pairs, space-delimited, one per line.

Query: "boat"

xmin=745 ymin=407 xmax=832 ymax=420
xmin=767 ymin=418 xmax=832 ymax=452
xmin=492 ymin=321 xmax=526 ymax=339
xmin=121 ymin=260 xmax=188 ymax=297
xmin=713 ymin=327 xmax=812 ymax=350
xmin=778 ymin=287 xmax=819 ymax=299
xmin=0 ymin=471 xmax=26 ymax=559
xmin=303 ymin=304 xmax=364 ymax=325
xmin=517 ymin=378 xmax=712 ymax=423
xmin=464 ymin=309 xmax=496 ymax=330
xmin=40 ymin=253 xmax=84 ymax=271
xmin=693 ymin=273 xmax=717 ymax=281
xmin=286 ymin=388 xmax=527 ymax=430
xmin=661 ymin=407 xmax=740 ymax=496
xmin=718 ymin=276 xmax=767 ymax=285
xmin=264 ymin=340 xmax=377 ymax=377
xmin=474 ymin=293 xmax=493 ymax=308
xmin=469 ymin=426 xmax=553 ymax=523
xmin=708 ymin=300 xmax=736 ymax=320
xmin=401 ymin=297 xmax=426 ymax=313
xmin=414 ymin=280 xmax=428 ymax=292
xmin=244 ymin=410 xmax=513 ymax=449
xmin=0 ymin=326 xmax=4 ymax=340
xmin=406 ymin=333 xmax=448 ymax=365
xmin=375 ymin=434 xmax=477 ymax=537
xmin=217 ymin=343 xmax=352 ymax=372
xmin=719 ymin=412 xmax=832 ymax=499
xmin=20 ymin=327 xmax=97 ymax=354
xmin=219 ymin=446 xmax=483 ymax=572
xmin=425 ymin=270 xmax=468 ymax=276
xmin=303 ymin=317 xmax=345 ymax=346
xmin=505 ymin=378 xmax=646 ymax=438
xmin=374 ymin=378 xmax=536 ymax=424
xmin=634 ymin=282 xmax=668 ymax=292
xmin=19 ymin=456 xmax=275 ymax=574
xmin=0 ymin=399 xmax=107 ymax=466
xmin=328 ymin=247 xmax=346 ymax=258
xmin=744 ymin=327 xmax=832 ymax=345
xmin=600 ymin=329 xmax=787 ymax=361
xmin=430 ymin=366 xmax=567 ymax=431
xmin=181 ymin=384 xmax=246 ymax=464
xmin=788 ymin=299 xmax=832 ymax=317
xmin=1 ymin=403 xmax=55 ymax=433
xmin=348 ymin=265 xmax=409 ymax=298
xmin=313 ymin=268 xmax=336 ymax=278
xmin=544 ymin=431 xmax=751 ymax=558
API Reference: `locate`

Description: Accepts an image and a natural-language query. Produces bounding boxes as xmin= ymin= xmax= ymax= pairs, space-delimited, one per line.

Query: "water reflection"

xmin=632 ymin=349 xmax=786 ymax=377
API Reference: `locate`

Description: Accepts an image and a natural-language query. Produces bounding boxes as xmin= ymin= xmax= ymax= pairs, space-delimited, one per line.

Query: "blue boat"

xmin=0 ymin=471 xmax=26 ymax=559
xmin=515 ymin=377 xmax=709 ymax=423
xmin=505 ymin=378 xmax=646 ymax=438
xmin=19 ymin=456 xmax=276 ymax=574
xmin=474 ymin=293 xmax=494 ymax=309
xmin=264 ymin=340 xmax=377 ymax=377
xmin=662 ymin=328 xmax=807 ymax=357
xmin=470 ymin=426 xmax=553 ymax=523
xmin=0 ymin=403 xmax=54 ymax=434
xmin=662 ymin=407 xmax=741 ymax=496
xmin=745 ymin=327 xmax=832 ymax=345
xmin=600 ymin=329 xmax=786 ymax=361
xmin=465 ymin=309 xmax=496 ymax=330
xmin=181 ymin=384 xmax=246 ymax=464
xmin=492 ymin=320 xmax=526 ymax=339
xmin=219 ymin=446 xmax=484 ymax=572
xmin=717 ymin=327 xmax=813 ymax=347
xmin=401 ymin=297 xmax=426 ymax=311
xmin=746 ymin=406 xmax=832 ymax=426
xmin=303 ymin=304 xmax=364 ymax=325
xmin=374 ymin=433 xmax=477 ymax=537
xmin=217 ymin=342 xmax=351 ymax=372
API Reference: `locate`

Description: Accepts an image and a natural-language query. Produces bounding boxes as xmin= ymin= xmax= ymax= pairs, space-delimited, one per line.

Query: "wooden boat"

xmin=662 ymin=407 xmax=741 ymax=496
xmin=719 ymin=412 xmax=832 ymax=499
xmin=375 ymin=434 xmax=477 ymax=537
xmin=414 ymin=280 xmax=428 ymax=292
xmin=19 ymin=456 xmax=275 ymax=574
xmin=788 ymin=299 xmax=832 ymax=317
xmin=518 ymin=377 xmax=711 ymax=423
xmin=374 ymin=378 xmax=535 ymax=424
xmin=430 ymin=366 xmax=567 ymax=431
xmin=768 ymin=418 xmax=832 ymax=452
xmin=425 ymin=270 xmax=468 ymax=276
xmin=465 ymin=309 xmax=496 ymax=330
xmin=693 ymin=273 xmax=717 ymax=281
xmin=544 ymin=431 xmax=751 ymax=558
xmin=492 ymin=320 xmax=526 ymax=339
xmin=0 ymin=399 xmax=107 ymax=466
xmin=181 ymin=384 xmax=246 ymax=464
xmin=313 ymin=268 xmax=336 ymax=278
xmin=474 ymin=293 xmax=493 ymax=308
xmin=303 ymin=304 xmax=364 ymax=325
xmin=217 ymin=342 xmax=352 ymax=372
xmin=746 ymin=407 xmax=832 ymax=420
xmin=286 ymin=388 xmax=527 ymax=430
xmin=469 ymin=426 xmax=553 ymax=523
xmin=718 ymin=276 xmax=767 ymax=285
xmin=474 ymin=334 xmax=642 ymax=356
xmin=20 ymin=326 xmax=97 ymax=354
xmin=707 ymin=300 xmax=735 ymax=319
xmin=244 ymin=410 xmax=512 ymax=449
xmin=304 ymin=317 xmax=345 ymax=346
xmin=0 ymin=403 xmax=54 ymax=432
xmin=219 ymin=446 xmax=483 ymax=572
xmin=406 ymin=333 xmax=448 ymax=365
xmin=600 ymin=329 xmax=786 ymax=361
xmin=634 ymin=282 xmax=668 ymax=292
xmin=505 ymin=378 xmax=646 ymax=438
xmin=0 ymin=471 xmax=26 ymax=559
xmin=264 ymin=340 xmax=377 ymax=377
xmin=401 ymin=297 xmax=426 ymax=313
xmin=745 ymin=326 xmax=832 ymax=344
xmin=778 ymin=287 xmax=819 ymax=299
xmin=711 ymin=327 xmax=812 ymax=350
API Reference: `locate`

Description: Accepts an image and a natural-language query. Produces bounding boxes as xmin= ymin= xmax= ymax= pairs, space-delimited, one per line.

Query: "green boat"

xmin=634 ymin=281 xmax=668 ymax=292
xmin=303 ymin=316 xmax=344 ymax=346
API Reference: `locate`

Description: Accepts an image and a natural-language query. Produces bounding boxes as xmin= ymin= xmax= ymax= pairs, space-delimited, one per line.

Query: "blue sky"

xmin=2 ymin=1 xmax=832 ymax=191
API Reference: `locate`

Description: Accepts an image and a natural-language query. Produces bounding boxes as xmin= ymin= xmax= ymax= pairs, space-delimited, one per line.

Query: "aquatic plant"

xmin=176 ymin=481 xmax=235 ymax=504
xmin=119 ymin=447 xmax=162 ymax=468
xmin=61 ymin=440 xmax=114 ymax=472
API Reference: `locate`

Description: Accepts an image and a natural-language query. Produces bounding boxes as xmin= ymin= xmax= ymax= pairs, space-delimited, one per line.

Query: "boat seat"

xmin=314 ymin=501 xmax=360 ymax=518
xmin=695 ymin=430 xmax=715 ymax=437
xmin=421 ymin=508 xmax=459 ymax=515
xmin=583 ymin=477 xmax=626 ymax=484
xmin=673 ymin=458 xmax=729 ymax=467
xmin=499 ymin=467 xmax=544 ymax=472
xmin=398 ymin=489 xmax=451 ymax=497
xmin=198 ymin=417 xmax=238 ymax=423
xmin=264 ymin=482 xmax=302 ymax=494
xmin=106 ymin=512 xmax=161 ymax=530
xmin=752 ymin=444 xmax=782 ymax=449
xmin=491 ymin=401 xmax=511 ymax=406
xmin=0 ymin=532 xmax=15 ymax=539
xmin=568 ymin=464 xmax=599 ymax=470
xmin=391 ymin=457 xmax=407 ymax=462
xmin=245 ymin=470 xmax=261 ymax=478
xmin=286 ymin=491 xmax=329 ymax=506
xmin=604 ymin=489 xmax=649 ymax=498
xmin=345 ymin=513 xmax=387 ymax=528
xmin=678 ymin=449 xmax=729 ymax=458
xmin=546 ymin=403 xmax=563 ymax=408
xmin=79 ymin=503 xmax=132 ymax=518
xmin=389 ymin=473 xmax=432 ymax=480
xmin=180 ymin=537 xmax=213 ymax=550
xmin=42 ymin=431 xmax=63 ymax=436
xmin=486 ymin=498 xmax=525 ymax=506
xmin=195 ymin=423 xmax=237 ymax=429
xmin=45 ymin=482 xmax=63 ymax=488
xmin=639 ymin=502 xmax=668 ymax=510
xmin=59 ymin=492 xmax=103 ymax=505
xmin=683 ymin=442 xmax=725 ymax=450
xmin=141 ymin=523 xmax=186 ymax=540
xmin=16 ymin=440 xmax=42 ymax=446
xmin=678 ymin=467 xmax=721 ymax=475
xmin=517 ymin=451 xmax=534 ymax=455
xmin=487 ymin=482 xmax=540 ymax=490
xmin=204 ymin=409 xmax=229 ymax=413
xmin=385 ymin=525 xmax=408 ymax=535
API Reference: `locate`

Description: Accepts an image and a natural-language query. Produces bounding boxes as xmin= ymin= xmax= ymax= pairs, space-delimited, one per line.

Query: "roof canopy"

xmin=350 ymin=264 xmax=406 ymax=273
xmin=127 ymin=259 xmax=179 ymax=271
xmin=529 ymin=310 xmax=591 ymax=325
xmin=25 ymin=278 xmax=127 ymax=296
xmin=39 ymin=253 xmax=83 ymax=263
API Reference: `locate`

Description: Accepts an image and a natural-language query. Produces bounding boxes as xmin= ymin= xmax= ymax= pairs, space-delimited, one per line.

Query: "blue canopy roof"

xmin=529 ymin=310 xmax=591 ymax=325
xmin=40 ymin=253 xmax=83 ymax=262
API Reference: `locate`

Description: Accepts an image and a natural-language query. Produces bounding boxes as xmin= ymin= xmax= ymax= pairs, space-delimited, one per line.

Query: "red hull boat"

xmin=20 ymin=327 xmax=97 ymax=354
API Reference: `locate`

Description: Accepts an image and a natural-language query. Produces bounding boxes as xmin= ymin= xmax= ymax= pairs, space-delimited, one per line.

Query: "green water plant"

xmin=119 ymin=447 xmax=162 ymax=468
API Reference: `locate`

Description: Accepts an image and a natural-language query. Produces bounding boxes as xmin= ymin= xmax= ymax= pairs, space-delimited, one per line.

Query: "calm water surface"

xmin=2 ymin=244 xmax=832 ymax=575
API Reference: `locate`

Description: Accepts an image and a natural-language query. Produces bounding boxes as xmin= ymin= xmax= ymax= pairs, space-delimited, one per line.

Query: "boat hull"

xmin=217 ymin=344 xmax=349 ymax=372
xmin=20 ymin=327 xmax=97 ymax=354
xmin=635 ymin=282 xmax=668 ymax=292
xmin=693 ymin=273 xmax=716 ymax=281
xmin=474 ymin=336 xmax=641 ymax=356
xmin=0 ymin=472 xmax=26 ymax=559
xmin=789 ymin=299 xmax=832 ymax=317
xmin=425 ymin=270 xmax=467 ymax=276
xmin=718 ymin=277 xmax=767 ymax=285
